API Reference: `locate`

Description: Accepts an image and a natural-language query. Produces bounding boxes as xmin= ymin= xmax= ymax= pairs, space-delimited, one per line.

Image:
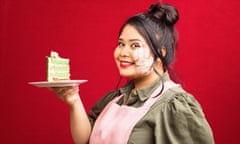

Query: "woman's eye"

xmin=131 ymin=43 xmax=142 ymax=49
xmin=118 ymin=42 xmax=125 ymax=47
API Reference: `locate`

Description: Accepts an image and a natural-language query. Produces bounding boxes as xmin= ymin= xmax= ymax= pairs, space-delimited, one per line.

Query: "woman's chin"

xmin=119 ymin=72 xmax=134 ymax=78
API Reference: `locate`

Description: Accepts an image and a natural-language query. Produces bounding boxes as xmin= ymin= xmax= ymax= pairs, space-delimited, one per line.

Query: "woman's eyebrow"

xmin=118 ymin=38 xmax=144 ymax=42
xmin=129 ymin=39 xmax=144 ymax=42
xmin=118 ymin=38 xmax=124 ymax=41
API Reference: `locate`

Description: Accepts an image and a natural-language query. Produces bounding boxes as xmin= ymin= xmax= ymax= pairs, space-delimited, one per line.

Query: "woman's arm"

xmin=69 ymin=94 xmax=91 ymax=144
xmin=156 ymin=92 xmax=215 ymax=144
xmin=50 ymin=86 xmax=92 ymax=144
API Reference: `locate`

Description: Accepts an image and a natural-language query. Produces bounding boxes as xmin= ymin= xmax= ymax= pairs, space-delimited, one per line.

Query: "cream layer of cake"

xmin=47 ymin=51 xmax=70 ymax=82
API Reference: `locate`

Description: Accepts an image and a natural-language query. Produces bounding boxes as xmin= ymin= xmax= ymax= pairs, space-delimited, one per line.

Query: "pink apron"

xmin=89 ymin=81 xmax=179 ymax=144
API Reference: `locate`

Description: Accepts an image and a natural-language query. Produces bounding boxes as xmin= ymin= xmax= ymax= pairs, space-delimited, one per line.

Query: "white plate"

xmin=28 ymin=80 xmax=88 ymax=87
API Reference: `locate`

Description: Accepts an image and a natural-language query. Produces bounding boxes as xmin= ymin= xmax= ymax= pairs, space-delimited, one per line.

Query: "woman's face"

xmin=114 ymin=24 xmax=154 ymax=79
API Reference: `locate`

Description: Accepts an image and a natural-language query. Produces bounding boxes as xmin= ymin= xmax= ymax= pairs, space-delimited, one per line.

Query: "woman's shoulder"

xmin=151 ymin=86 xmax=205 ymax=118
xmin=92 ymin=90 xmax=120 ymax=109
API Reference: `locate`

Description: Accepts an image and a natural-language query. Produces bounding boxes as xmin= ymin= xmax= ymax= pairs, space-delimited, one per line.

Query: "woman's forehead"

xmin=119 ymin=25 xmax=146 ymax=42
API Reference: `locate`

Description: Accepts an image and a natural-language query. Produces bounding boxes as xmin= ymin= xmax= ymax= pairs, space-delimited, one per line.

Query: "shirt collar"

xmin=119 ymin=72 xmax=171 ymax=102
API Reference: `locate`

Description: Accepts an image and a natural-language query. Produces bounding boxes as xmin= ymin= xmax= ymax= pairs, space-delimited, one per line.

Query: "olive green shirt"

xmin=88 ymin=72 xmax=215 ymax=144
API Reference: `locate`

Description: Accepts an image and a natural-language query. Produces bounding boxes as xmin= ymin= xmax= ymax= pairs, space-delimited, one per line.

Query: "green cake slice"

xmin=46 ymin=51 xmax=70 ymax=82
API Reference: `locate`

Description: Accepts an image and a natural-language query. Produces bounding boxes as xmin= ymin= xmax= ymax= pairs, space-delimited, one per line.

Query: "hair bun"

xmin=147 ymin=3 xmax=179 ymax=25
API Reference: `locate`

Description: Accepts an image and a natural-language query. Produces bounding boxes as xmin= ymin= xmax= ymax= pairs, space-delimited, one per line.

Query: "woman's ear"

xmin=154 ymin=57 xmax=164 ymax=74
xmin=155 ymin=57 xmax=163 ymax=67
xmin=161 ymin=46 xmax=166 ymax=57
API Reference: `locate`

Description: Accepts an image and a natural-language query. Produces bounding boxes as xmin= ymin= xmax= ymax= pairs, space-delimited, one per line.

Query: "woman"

xmin=51 ymin=3 xmax=215 ymax=144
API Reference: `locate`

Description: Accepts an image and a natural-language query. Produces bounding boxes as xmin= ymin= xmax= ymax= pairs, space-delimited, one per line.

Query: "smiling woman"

xmin=49 ymin=2 xmax=215 ymax=144
xmin=114 ymin=24 xmax=155 ymax=78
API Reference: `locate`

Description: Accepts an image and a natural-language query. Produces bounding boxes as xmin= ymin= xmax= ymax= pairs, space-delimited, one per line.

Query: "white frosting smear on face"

xmin=133 ymin=47 xmax=154 ymax=74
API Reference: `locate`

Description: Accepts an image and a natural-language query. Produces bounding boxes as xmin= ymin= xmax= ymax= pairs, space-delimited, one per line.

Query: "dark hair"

xmin=119 ymin=3 xmax=179 ymax=68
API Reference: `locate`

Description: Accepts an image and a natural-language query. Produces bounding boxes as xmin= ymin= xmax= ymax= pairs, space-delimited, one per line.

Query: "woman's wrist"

xmin=68 ymin=95 xmax=82 ymax=111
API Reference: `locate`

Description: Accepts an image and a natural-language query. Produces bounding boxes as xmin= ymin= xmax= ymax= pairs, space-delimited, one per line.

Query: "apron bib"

xmin=89 ymin=81 xmax=179 ymax=144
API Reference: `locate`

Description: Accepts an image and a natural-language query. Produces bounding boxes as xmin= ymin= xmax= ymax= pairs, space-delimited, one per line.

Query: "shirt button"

xmin=133 ymin=89 xmax=137 ymax=96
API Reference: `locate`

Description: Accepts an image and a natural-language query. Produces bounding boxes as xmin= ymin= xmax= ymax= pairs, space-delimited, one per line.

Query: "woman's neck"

xmin=133 ymin=70 xmax=164 ymax=89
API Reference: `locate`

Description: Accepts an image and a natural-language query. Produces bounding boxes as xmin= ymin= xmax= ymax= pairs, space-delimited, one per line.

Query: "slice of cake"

xmin=46 ymin=51 xmax=70 ymax=82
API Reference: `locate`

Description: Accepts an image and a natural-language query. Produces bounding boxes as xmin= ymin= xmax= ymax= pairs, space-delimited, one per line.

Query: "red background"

xmin=1 ymin=0 xmax=240 ymax=143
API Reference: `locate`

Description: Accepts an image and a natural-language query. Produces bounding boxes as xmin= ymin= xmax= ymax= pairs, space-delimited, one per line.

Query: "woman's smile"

xmin=119 ymin=60 xmax=135 ymax=68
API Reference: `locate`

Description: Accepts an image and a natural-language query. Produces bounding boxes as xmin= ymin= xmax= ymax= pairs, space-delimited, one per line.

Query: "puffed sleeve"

xmin=155 ymin=91 xmax=215 ymax=144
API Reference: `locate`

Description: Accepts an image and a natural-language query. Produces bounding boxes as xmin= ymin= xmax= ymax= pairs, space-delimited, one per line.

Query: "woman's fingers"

xmin=50 ymin=86 xmax=79 ymax=103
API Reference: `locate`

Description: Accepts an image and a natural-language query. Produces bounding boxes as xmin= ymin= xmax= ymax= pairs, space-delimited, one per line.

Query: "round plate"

xmin=28 ymin=80 xmax=88 ymax=87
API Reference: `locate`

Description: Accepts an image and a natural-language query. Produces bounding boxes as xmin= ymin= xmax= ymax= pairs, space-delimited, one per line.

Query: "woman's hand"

xmin=49 ymin=85 xmax=80 ymax=106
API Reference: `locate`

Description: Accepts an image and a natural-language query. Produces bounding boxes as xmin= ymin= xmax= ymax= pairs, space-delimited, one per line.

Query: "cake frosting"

xmin=46 ymin=51 xmax=70 ymax=82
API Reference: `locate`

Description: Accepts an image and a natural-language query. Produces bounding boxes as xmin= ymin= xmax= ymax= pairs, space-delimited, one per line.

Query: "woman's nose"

xmin=120 ymin=46 xmax=131 ymax=57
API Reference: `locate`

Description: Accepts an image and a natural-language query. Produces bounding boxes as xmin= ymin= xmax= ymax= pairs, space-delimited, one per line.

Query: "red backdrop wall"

xmin=1 ymin=0 xmax=240 ymax=143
